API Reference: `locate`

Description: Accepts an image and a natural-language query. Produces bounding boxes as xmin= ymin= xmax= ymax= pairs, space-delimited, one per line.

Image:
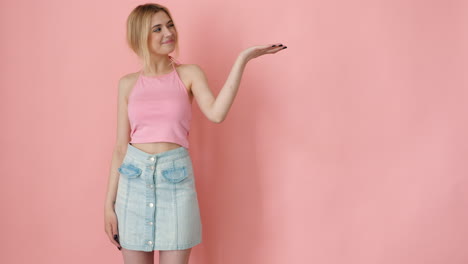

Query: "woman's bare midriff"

xmin=130 ymin=142 xmax=183 ymax=155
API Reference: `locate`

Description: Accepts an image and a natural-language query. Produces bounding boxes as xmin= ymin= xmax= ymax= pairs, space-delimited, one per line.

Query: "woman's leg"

xmin=159 ymin=248 xmax=192 ymax=264
xmin=121 ymin=248 xmax=155 ymax=264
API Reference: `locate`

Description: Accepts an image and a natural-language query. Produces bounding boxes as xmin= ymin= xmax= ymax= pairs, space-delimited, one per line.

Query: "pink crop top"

xmin=127 ymin=56 xmax=192 ymax=148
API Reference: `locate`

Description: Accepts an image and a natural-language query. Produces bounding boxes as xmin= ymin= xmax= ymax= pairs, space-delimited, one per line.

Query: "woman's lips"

xmin=163 ymin=40 xmax=174 ymax=44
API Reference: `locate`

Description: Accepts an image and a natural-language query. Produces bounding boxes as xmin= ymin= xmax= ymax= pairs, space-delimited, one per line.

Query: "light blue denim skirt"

xmin=114 ymin=143 xmax=202 ymax=251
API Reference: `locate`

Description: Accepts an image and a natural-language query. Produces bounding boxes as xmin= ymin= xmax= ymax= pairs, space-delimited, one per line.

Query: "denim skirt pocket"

xmin=118 ymin=163 xmax=142 ymax=178
xmin=159 ymin=154 xmax=195 ymax=188
xmin=161 ymin=164 xmax=188 ymax=183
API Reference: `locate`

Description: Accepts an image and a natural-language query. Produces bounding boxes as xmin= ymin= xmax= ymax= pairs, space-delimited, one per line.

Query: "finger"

xmin=265 ymin=46 xmax=286 ymax=53
xmin=106 ymin=224 xmax=121 ymax=249
xmin=256 ymin=44 xmax=281 ymax=51
xmin=112 ymin=224 xmax=120 ymax=246
xmin=113 ymin=233 xmax=122 ymax=250
xmin=269 ymin=43 xmax=285 ymax=48
xmin=275 ymin=46 xmax=287 ymax=52
xmin=264 ymin=46 xmax=287 ymax=54
xmin=112 ymin=224 xmax=122 ymax=250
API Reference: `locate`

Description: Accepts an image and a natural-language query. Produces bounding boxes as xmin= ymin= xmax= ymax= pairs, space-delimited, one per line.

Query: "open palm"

xmin=241 ymin=43 xmax=287 ymax=61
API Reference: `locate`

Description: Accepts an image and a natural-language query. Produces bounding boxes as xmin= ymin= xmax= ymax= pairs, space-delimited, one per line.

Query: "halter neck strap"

xmin=140 ymin=56 xmax=180 ymax=76
xmin=168 ymin=55 xmax=181 ymax=69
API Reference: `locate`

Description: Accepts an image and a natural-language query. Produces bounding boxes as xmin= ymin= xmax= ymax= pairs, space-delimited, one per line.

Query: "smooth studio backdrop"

xmin=1 ymin=0 xmax=468 ymax=263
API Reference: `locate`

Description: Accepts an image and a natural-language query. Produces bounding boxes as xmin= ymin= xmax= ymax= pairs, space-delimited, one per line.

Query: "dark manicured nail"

xmin=117 ymin=246 xmax=121 ymax=250
xmin=282 ymin=46 xmax=287 ymax=49
xmin=272 ymin=45 xmax=276 ymax=47
xmin=279 ymin=44 xmax=283 ymax=47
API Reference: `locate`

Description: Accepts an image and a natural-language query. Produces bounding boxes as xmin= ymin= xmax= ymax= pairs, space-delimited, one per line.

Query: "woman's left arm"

xmin=190 ymin=43 xmax=287 ymax=123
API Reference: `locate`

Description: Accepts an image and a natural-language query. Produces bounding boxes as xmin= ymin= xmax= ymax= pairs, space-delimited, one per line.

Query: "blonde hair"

xmin=126 ymin=3 xmax=180 ymax=71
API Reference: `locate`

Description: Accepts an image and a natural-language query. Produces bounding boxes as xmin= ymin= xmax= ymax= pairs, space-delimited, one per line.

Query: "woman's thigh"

xmin=121 ymin=248 xmax=155 ymax=264
xmin=159 ymin=248 xmax=192 ymax=264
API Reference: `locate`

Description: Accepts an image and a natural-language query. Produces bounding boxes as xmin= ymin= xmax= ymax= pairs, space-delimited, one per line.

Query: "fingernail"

xmin=117 ymin=246 xmax=121 ymax=250
xmin=279 ymin=44 xmax=283 ymax=47
xmin=272 ymin=45 xmax=276 ymax=47
xmin=282 ymin=46 xmax=287 ymax=49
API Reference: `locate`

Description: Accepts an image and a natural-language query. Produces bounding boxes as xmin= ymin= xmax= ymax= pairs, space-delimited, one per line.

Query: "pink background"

xmin=1 ymin=0 xmax=468 ymax=263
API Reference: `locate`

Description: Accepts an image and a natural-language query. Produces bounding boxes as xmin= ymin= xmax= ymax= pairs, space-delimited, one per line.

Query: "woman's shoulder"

xmin=119 ymin=71 xmax=140 ymax=83
xmin=176 ymin=63 xmax=205 ymax=77
xmin=175 ymin=64 xmax=206 ymax=86
xmin=118 ymin=71 xmax=140 ymax=95
xmin=177 ymin=63 xmax=202 ymax=70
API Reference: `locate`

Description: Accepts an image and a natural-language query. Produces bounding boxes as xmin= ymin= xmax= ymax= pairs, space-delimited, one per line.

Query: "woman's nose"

xmin=163 ymin=26 xmax=173 ymax=35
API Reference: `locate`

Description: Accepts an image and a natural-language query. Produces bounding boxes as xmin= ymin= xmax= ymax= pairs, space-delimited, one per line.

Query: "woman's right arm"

xmin=104 ymin=76 xmax=132 ymax=212
xmin=104 ymin=76 xmax=132 ymax=249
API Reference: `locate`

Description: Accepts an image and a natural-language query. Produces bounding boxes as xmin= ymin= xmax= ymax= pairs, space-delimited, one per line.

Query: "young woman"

xmin=104 ymin=3 xmax=286 ymax=264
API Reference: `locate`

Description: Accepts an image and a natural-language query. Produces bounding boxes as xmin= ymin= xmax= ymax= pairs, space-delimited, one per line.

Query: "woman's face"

xmin=148 ymin=11 xmax=177 ymax=56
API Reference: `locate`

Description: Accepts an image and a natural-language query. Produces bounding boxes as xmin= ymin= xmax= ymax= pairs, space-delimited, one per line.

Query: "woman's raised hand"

xmin=240 ymin=43 xmax=287 ymax=62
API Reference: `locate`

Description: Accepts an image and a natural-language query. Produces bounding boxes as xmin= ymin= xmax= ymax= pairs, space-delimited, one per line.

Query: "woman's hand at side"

xmin=104 ymin=208 xmax=122 ymax=250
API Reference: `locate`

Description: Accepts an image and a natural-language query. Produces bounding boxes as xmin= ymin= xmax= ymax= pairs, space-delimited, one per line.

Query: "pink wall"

xmin=1 ymin=0 xmax=467 ymax=263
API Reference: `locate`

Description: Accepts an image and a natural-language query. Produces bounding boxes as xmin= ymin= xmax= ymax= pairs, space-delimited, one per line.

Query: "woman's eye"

xmin=153 ymin=24 xmax=175 ymax=32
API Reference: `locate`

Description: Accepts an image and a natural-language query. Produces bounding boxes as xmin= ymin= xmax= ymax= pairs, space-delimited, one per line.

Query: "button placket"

xmin=145 ymin=155 xmax=157 ymax=249
xmin=147 ymin=156 xmax=156 ymax=189
xmin=148 ymin=155 xmax=156 ymax=171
